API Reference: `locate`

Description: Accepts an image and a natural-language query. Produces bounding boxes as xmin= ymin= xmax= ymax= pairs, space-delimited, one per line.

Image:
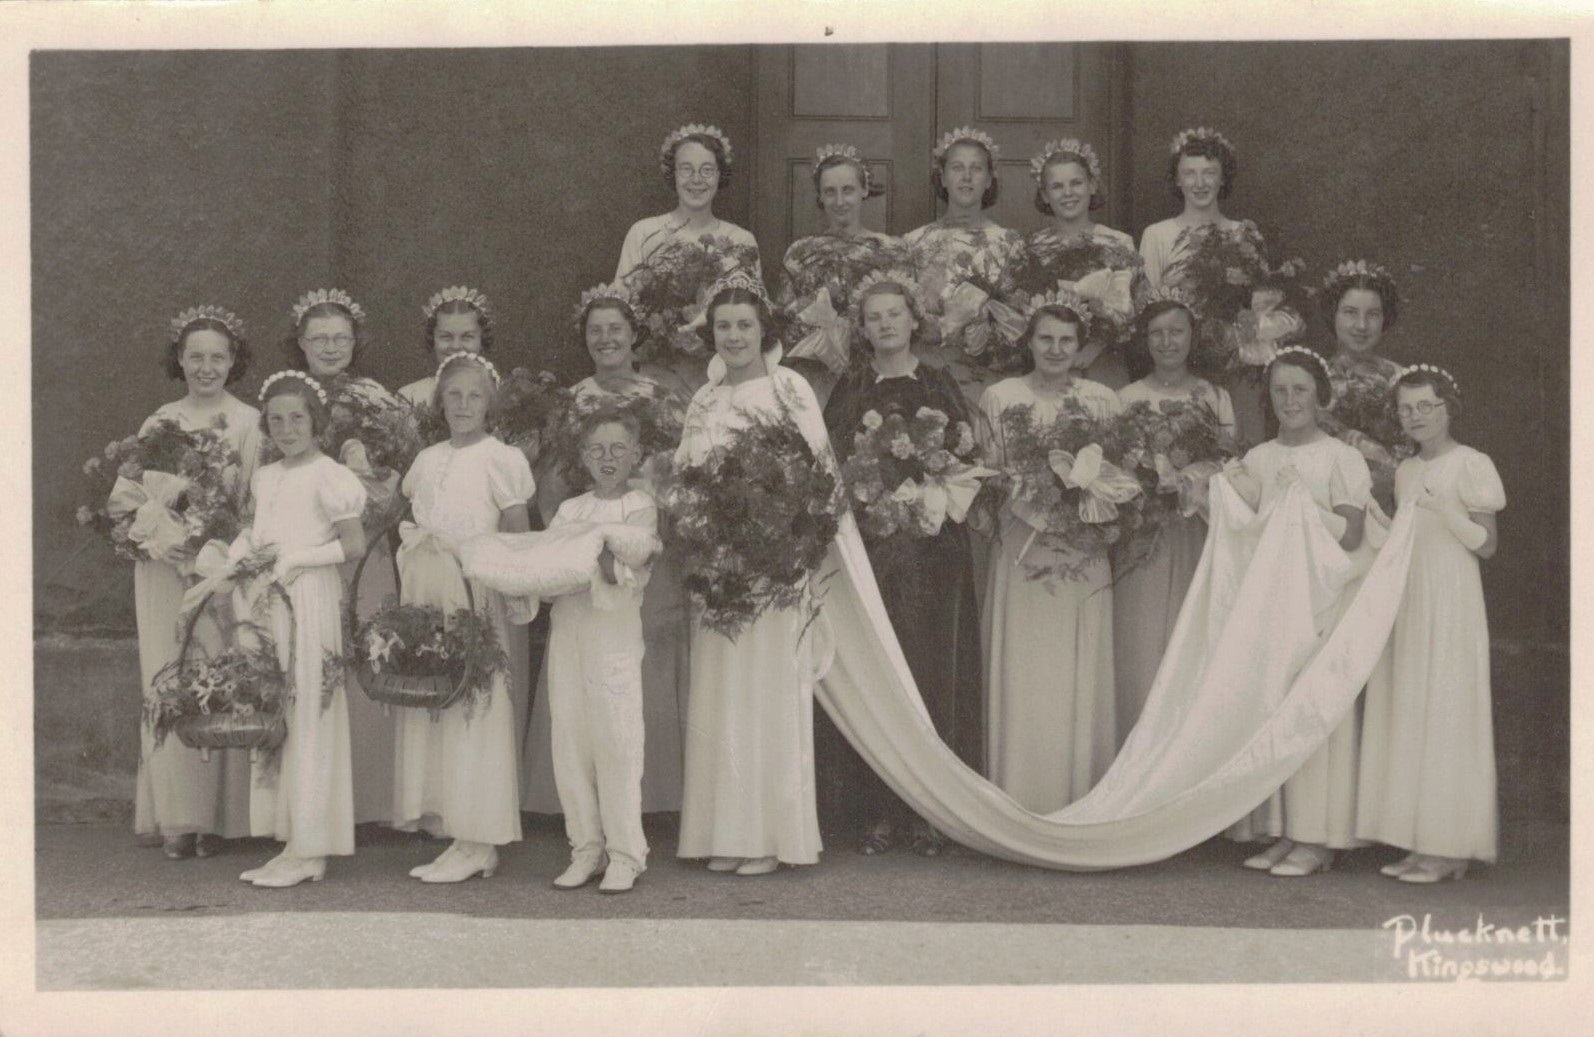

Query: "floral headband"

xmin=1137 ymin=284 xmax=1202 ymax=320
xmin=1170 ymin=126 xmax=1234 ymax=155
xmin=436 ymin=350 xmax=501 ymax=387
xmin=292 ymin=287 xmax=365 ymax=326
xmin=1322 ymin=258 xmax=1397 ymax=296
xmin=1030 ymin=138 xmax=1100 ymax=184
xmin=816 ymin=142 xmax=876 ymax=195
xmin=1026 ymin=282 xmax=1094 ymax=336
xmin=259 ymin=369 xmax=328 ymax=406
xmin=1397 ymin=362 xmax=1461 ymax=397
xmin=1271 ymin=345 xmax=1332 ymax=380
xmin=848 ymin=269 xmax=926 ymax=321
xmin=572 ymin=281 xmax=639 ymax=330
xmin=933 ymin=126 xmax=1000 ymax=165
xmin=659 ymin=123 xmax=733 ymax=175
xmin=170 ymin=305 xmax=244 ymax=344
xmin=704 ymin=267 xmax=771 ymax=307
xmin=423 ymin=285 xmax=494 ymax=328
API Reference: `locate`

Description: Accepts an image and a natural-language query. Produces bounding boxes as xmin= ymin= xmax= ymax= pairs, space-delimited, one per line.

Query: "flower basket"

xmin=175 ymin=712 xmax=287 ymax=760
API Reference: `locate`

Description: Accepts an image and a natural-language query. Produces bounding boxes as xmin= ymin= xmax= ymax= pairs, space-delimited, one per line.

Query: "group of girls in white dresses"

xmin=123 ymin=120 xmax=1505 ymax=892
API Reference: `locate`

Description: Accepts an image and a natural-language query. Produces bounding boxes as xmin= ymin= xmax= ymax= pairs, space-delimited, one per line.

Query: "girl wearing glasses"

xmin=1357 ymin=366 xmax=1504 ymax=884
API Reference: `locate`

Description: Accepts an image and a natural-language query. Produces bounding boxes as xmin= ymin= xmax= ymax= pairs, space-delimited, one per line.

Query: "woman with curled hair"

xmin=1138 ymin=127 xmax=1243 ymax=288
xmin=819 ymin=274 xmax=983 ymax=856
xmin=1357 ymin=366 xmax=1504 ymax=884
xmin=777 ymin=144 xmax=912 ymax=407
xmin=977 ymin=298 xmax=1121 ymax=813
xmin=131 ymin=306 xmax=261 ymax=860
xmin=1317 ymin=261 xmax=1406 ymax=516
xmin=1111 ymin=291 xmax=1236 ymax=742
xmin=397 ymin=287 xmax=497 ymax=411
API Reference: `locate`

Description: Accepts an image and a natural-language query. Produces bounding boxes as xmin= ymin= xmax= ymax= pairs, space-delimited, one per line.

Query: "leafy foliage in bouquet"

xmin=1323 ymin=365 xmax=1405 ymax=459
xmin=622 ymin=234 xmax=763 ymax=366
xmin=1165 ymin=220 xmax=1309 ymax=377
xmin=77 ymin=417 xmax=243 ymax=564
xmin=659 ymin=403 xmax=844 ymax=640
xmin=935 ymin=239 xmax=1030 ymax=376
xmin=353 ymin=601 xmax=509 ymax=718
xmin=995 ymin=401 xmax=1146 ymax=583
xmin=548 ymin=382 xmax=684 ymax=492
xmin=1011 ymin=233 xmax=1145 ymax=362
xmin=840 ymin=405 xmax=992 ymax=559
xmin=783 ymin=234 xmax=913 ymax=320
xmin=1101 ymin=397 xmax=1235 ymax=575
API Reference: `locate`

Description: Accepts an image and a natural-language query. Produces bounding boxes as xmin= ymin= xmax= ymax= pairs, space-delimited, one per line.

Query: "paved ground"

xmin=33 ymin=815 xmax=1570 ymax=988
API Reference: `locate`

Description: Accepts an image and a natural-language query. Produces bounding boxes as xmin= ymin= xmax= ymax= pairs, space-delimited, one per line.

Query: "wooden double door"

xmin=751 ymin=42 xmax=1130 ymax=274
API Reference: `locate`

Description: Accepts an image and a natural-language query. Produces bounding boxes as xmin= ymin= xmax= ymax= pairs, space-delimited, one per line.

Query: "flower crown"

xmin=816 ymin=142 xmax=874 ymax=193
xmin=704 ymin=267 xmax=771 ymax=306
xmin=423 ymin=285 xmax=494 ymax=327
xmin=1170 ymin=126 xmax=1234 ymax=155
xmin=170 ymin=304 xmax=244 ymax=344
xmin=1397 ymin=362 xmax=1461 ymax=397
xmin=1138 ymin=284 xmax=1202 ymax=320
xmin=259 ymin=369 xmax=328 ymax=406
xmin=1322 ymin=258 xmax=1397 ymax=294
xmin=292 ymin=288 xmax=365 ymax=326
xmin=1030 ymin=138 xmax=1100 ymax=183
xmin=572 ymin=281 xmax=639 ymax=330
xmin=933 ymin=126 xmax=1000 ymax=164
xmin=436 ymin=350 xmax=501 ymax=387
xmin=1271 ymin=345 xmax=1331 ymax=380
xmin=849 ymin=269 xmax=926 ymax=320
xmin=1026 ymin=282 xmax=1094 ymax=336
xmin=659 ymin=123 xmax=733 ymax=174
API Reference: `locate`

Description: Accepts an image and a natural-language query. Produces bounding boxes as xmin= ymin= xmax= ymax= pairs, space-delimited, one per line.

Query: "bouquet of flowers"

xmin=1322 ymin=361 xmax=1407 ymax=510
xmin=143 ymin=636 xmax=291 ymax=753
xmin=911 ymin=228 xmax=1028 ymax=376
xmin=994 ymin=401 xmax=1145 ymax=583
xmin=547 ymin=381 xmax=684 ymax=491
xmin=841 ymin=406 xmax=995 ymax=549
xmin=77 ymin=417 xmax=243 ymax=567
xmin=352 ymin=601 xmax=509 ymax=719
xmin=658 ymin=407 xmax=844 ymax=640
xmin=1102 ymin=396 xmax=1235 ymax=574
xmin=1009 ymin=231 xmax=1143 ymax=358
xmin=1164 ymin=220 xmax=1308 ymax=377
xmin=781 ymin=235 xmax=914 ymax=373
xmin=622 ymin=233 xmax=763 ymax=366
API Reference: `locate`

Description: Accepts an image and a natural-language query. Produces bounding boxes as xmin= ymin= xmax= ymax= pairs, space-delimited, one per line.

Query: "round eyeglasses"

xmin=1396 ymin=400 xmax=1446 ymax=419
xmin=303 ymin=333 xmax=354 ymax=349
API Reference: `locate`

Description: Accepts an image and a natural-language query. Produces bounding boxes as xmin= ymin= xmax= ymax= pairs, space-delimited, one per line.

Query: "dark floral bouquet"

xmin=622 ymin=233 xmax=763 ymax=366
xmin=78 ymin=417 xmax=243 ymax=566
xmin=1102 ymin=395 xmax=1235 ymax=574
xmin=994 ymin=401 xmax=1146 ymax=583
xmin=547 ymin=380 xmax=684 ymax=492
xmin=1010 ymin=230 xmax=1144 ymax=358
xmin=840 ymin=405 xmax=994 ymax=545
xmin=1164 ymin=220 xmax=1308 ymax=378
xmin=658 ymin=406 xmax=844 ymax=640
xmin=1322 ymin=358 xmax=1407 ymax=512
xmin=781 ymin=235 xmax=914 ymax=374
xmin=353 ymin=602 xmax=509 ymax=719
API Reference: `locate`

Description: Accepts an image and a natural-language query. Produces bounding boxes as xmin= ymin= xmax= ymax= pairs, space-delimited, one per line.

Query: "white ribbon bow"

xmin=1230 ymin=287 xmax=1307 ymax=367
xmin=1048 ymin=443 xmax=1142 ymax=523
xmin=1065 ymin=267 xmax=1135 ymax=323
xmin=939 ymin=281 xmax=1026 ymax=358
xmin=106 ymin=471 xmax=192 ymax=565
xmin=893 ymin=463 xmax=998 ymax=536
xmin=1153 ymin=454 xmax=1223 ymax=518
xmin=786 ymin=286 xmax=854 ymax=375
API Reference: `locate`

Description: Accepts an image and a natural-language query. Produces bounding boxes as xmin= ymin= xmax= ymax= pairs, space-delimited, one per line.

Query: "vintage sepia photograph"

xmin=7 ymin=1 xmax=1583 ymax=1033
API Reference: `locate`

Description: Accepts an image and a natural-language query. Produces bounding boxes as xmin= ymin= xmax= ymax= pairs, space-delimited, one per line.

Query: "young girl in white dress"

xmin=545 ymin=409 xmax=658 ymax=894
xmin=392 ymin=352 xmax=535 ymax=883
xmin=1225 ymin=347 xmax=1372 ymax=878
xmin=133 ymin=307 xmax=260 ymax=859
xmin=978 ymin=295 xmax=1122 ymax=813
xmin=238 ymin=372 xmax=367 ymax=888
xmin=675 ymin=277 xmax=834 ymax=876
xmin=1357 ymin=366 xmax=1505 ymax=883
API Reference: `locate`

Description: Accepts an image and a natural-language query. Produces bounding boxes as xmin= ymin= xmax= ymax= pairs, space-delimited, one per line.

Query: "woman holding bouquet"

xmin=283 ymin=288 xmax=415 ymax=825
xmin=778 ymin=143 xmax=912 ymax=407
xmin=1318 ymin=260 xmax=1405 ymax=517
xmin=674 ymin=274 xmax=837 ymax=876
xmin=615 ymin=123 xmax=761 ymax=398
xmin=392 ymin=352 xmax=534 ymax=883
xmin=130 ymin=306 xmax=260 ymax=858
xmin=1139 ymin=128 xmax=1244 ymax=290
xmin=1019 ymin=139 xmax=1141 ymax=389
xmin=522 ymin=283 xmax=690 ymax=816
xmin=903 ymin=127 xmax=1027 ymax=404
xmin=821 ymin=272 xmax=984 ymax=856
xmin=978 ymin=293 xmax=1123 ymax=813
xmin=1112 ymin=288 xmax=1235 ymax=741
xmin=397 ymin=286 xmax=495 ymax=412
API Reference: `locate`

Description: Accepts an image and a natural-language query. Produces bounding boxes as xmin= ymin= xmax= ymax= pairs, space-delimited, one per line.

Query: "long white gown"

xmin=132 ymin=394 xmax=260 ymax=840
xmin=1357 ymin=446 xmax=1506 ymax=862
xmin=390 ymin=436 xmax=533 ymax=847
xmin=246 ymin=454 xmax=366 ymax=858
xmin=674 ymin=361 xmax=830 ymax=865
xmin=978 ymin=376 xmax=1122 ymax=813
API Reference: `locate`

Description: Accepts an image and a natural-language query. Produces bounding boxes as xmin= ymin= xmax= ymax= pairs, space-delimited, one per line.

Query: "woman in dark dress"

xmin=820 ymin=271 xmax=985 ymax=856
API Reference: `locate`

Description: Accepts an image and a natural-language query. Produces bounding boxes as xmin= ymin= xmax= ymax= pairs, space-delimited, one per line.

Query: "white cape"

xmin=816 ymin=476 xmax=1416 ymax=870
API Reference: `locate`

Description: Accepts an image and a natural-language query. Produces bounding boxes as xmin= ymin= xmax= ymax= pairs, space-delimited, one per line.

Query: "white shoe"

xmin=598 ymin=859 xmax=639 ymax=894
xmin=420 ymin=843 xmax=497 ymax=884
xmin=251 ymin=856 xmax=326 ymax=888
xmin=735 ymin=856 xmax=779 ymax=876
xmin=1242 ymin=839 xmax=1294 ymax=871
xmin=706 ymin=857 xmax=742 ymax=873
xmin=240 ymin=850 xmax=292 ymax=883
xmin=553 ymin=853 xmax=607 ymax=890
xmin=410 ymin=843 xmax=461 ymax=880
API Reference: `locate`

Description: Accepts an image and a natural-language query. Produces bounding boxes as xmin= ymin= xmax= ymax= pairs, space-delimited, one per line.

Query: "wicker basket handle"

xmin=345 ymin=511 xmax=479 ymax=640
xmin=178 ymin=579 xmax=296 ymax=680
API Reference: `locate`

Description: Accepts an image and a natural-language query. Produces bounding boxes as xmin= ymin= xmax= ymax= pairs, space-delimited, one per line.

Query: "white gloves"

xmin=274 ymin=540 xmax=348 ymax=586
xmin=1419 ymin=493 xmax=1489 ymax=551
